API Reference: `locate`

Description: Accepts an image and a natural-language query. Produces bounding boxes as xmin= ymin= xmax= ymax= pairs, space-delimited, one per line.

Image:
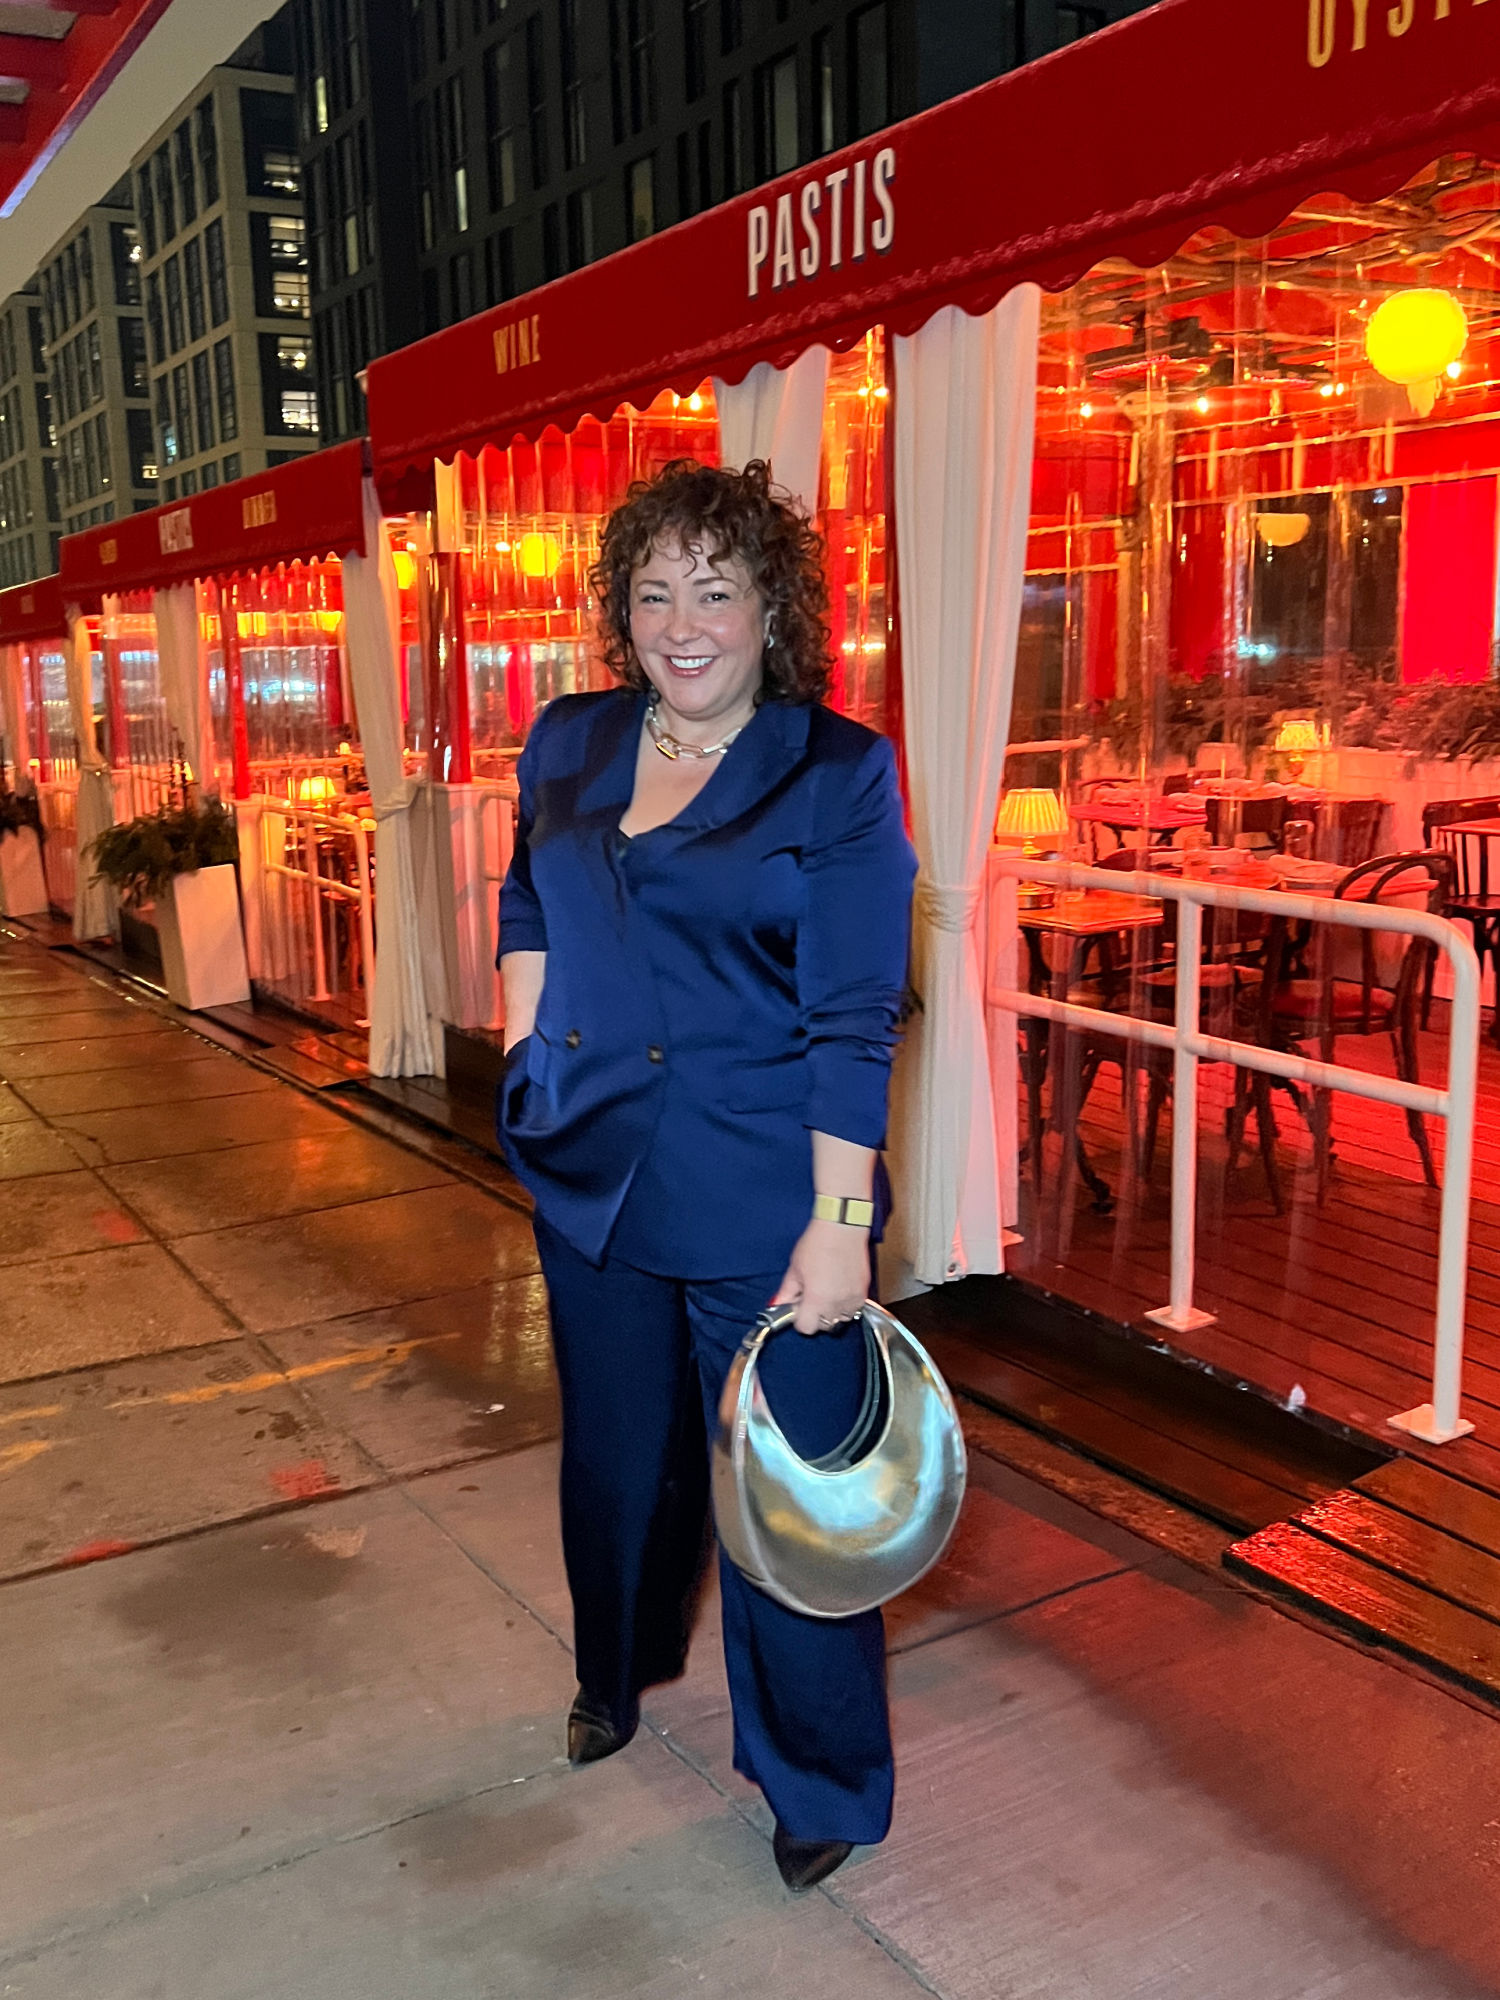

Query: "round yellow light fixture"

xmin=517 ymin=531 xmax=562 ymax=579
xmin=1365 ymin=287 xmax=1468 ymax=416
xmin=1255 ymin=512 xmax=1312 ymax=548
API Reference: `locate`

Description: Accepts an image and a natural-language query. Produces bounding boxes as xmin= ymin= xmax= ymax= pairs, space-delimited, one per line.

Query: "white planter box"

xmin=0 ymin=825 xmax=49 ymax=917
xmin=155 ymin=863 xmax=250 ymax=1011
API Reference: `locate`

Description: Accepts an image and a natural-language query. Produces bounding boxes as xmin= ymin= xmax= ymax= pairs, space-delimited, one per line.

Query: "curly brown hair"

xmin=589 ymin=458 xmax=831 ymax=703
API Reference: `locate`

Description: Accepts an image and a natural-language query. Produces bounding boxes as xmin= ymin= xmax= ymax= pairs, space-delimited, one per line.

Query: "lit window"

xmin=454 ymin=165 xmax=469 ymax=235
xmin=268 ymin=216 xmax=306 ymax=264
xmin=272 ymin=272 xmax=310 ymax=314
xmin=314 ymin=77 xmax=329 ymax=134
xmin=281 ymin=389 xmax=318 ymax=432
xmin=263 ymin=151 xmax=301 ymax=193
xmin=277 ymin=336 xmax=310 ymax=373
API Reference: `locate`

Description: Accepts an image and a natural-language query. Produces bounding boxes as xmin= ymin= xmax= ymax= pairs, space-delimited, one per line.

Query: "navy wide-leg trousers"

xmin=534 ymin=1214 xmax=894 ymax=1846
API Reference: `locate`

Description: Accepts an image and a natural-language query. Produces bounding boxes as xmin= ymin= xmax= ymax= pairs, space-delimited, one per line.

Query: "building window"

xmin=484 ymin=43 xmax=517 ymax=210
xmin=525 ymin=14 xmax=549 ymax=189
xmin=77 ymin=231 xmax=94 ymax=314
xmin=145 ymin=273 xmax=165 ymax=366
xmin=626 ymin=0 xmax=656 ymax=135
xmin=542 ymin=202 xmax=562 ymax=283
xmin=196 ymin=95 xmax=220 ymax=206
xmin=181 ymin=468 xmax=199 ymax=497
xmin=485 ymin=229 xmax=514 ymax=305
xmin=172 ymin=363 xmax=193 ymax=461
xmin=723 ymin=78 xmax=745 ymax=196
xmin=156 ymin=375 xmax=176 ymax=465
xmin=684 ymin=0 xmax=708 ymax=100
xmin=451 ymin=252 xmax=473 ymax=320
xmin=110 ymin=223 xmax=142 ymax=307
xmin=222 ymin=452 xmax=241 ymax=483
xmin=314 ymin=73 xmax=330 ymax=134
xmin=136 ymin=167 xmax=157 ymax=260
xmin=1057 ymin=4 xmax=1107 ymax=40
xmin=720 ymin=0 xmax=742 ymax=55
xmin=454 ymin=164 xmax=470 ymax=235
xmin=184 ymin=237 xmax=206 ymax=343
xmin=126 ymin=407 xmax=155 ymax=486
xmin=120 ymin=317 xmax=148 ymax=399
xmin=566 ymin=186 xmax=594 ymax=268
xmin=280 ymin=389 xmax=319 ymax=433
xmin=192 ymin=348 xmax=215 ymax=451
xmin=277 ymin=334 xmax=310 ymax=374
xmin=263 ymin=149 xmax=301 ymax=193
xmin=813 ymin=30 xmax=834 ymax=154
xmin=849 ymin=2 xmax=889 ymax=139
xmin=561 ymin=0 xmax=586 ymax=169
xmin=628 ymin=154 xmax=655 ymax=241
xmin=272 ymin=270 xmax=310 ymax=315
xmin=200 ymin=462 xmax=219 ymax=489
xmin=164 ymin=255 xmax=185 ymax=352
xmin=213 ymin=338 xmax=238 ymax=442
xmin=174 ymin=122 xmax=197 ymax=225
xmin=756 ymin=52 xmax=799 ymax=178
xmin=95 ymin=412 xmax=112 ymax=491
xmin=153 ymin=146 xmax=176 ymax=245
xmin=242 ymin=90 xmax=299 ymax=199
xmin=205 ymin=219 xmax=229 ymax=326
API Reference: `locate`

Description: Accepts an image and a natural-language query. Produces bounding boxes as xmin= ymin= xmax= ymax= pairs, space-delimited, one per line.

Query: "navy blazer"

xmin=496 ymin=687 xmax=916 ymax=1276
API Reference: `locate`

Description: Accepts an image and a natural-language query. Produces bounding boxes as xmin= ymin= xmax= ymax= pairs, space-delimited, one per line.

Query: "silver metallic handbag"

xmin=712 ymin=1300 xmax=968 ymax=1619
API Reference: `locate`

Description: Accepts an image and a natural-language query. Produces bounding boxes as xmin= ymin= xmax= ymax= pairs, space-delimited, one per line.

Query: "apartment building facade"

xmin=131 ymin=21 xmax=318 ymax=504
xmin=0 ymin=286 xmax=61 ymax=587
xmin=34 ymin=178 xmax=156 ymax=538
xmin=290 ymin=0 xmax=1149 ymax=446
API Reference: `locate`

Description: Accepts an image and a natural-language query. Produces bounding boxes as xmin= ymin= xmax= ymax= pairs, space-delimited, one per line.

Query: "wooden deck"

xmin=1006 ymin=999 xmax=1500 ymax=1501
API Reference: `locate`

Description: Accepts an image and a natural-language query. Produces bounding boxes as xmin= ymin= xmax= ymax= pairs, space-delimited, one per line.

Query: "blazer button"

xmin=565 ymin=1030 xmax=581 ymax=1049
xmin=647 ymin=1044 xmax=664 ymax=1064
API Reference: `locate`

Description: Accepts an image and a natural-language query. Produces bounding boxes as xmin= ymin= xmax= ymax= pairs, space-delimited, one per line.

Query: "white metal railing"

xmin=258 ymin=797 xmax=376 ymax=1019
xmin=475 ymin=779 xmax=517 ymax=1032
xmin=988 ymin=852 xmax=1481 ymax=1446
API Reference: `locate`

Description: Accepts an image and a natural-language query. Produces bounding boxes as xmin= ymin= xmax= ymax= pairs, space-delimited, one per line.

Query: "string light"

xmin=1080 ymin=401 xmax=1093 ymax=420
xmin=1195 ymin=395 xmax=1211 ymax=415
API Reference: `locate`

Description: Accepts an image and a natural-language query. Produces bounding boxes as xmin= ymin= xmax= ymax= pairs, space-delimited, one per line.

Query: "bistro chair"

xmin=1205 ymin=793 xmax=1288 ymax=853
xmin=1243 ymin=850 xmax=1453 ymax=1204
xmin=1421 ymin=796 xmax=1500 ymax=1027
xmin=1317 ymin=797 xmax=1385 ymax=869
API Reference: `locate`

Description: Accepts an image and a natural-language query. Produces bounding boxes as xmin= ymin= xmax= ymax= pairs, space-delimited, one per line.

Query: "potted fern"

xmin=88 ymin=796 xmax=249 ymax=1010
xmin=0 ymin=786 xmax=48 ymax=917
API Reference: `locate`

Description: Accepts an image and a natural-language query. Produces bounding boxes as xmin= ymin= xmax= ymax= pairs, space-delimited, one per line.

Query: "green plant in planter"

xmin=0 ymin=788 xmax=42 ymax=841
xmin=87 ymin=799 xmax=239 ymax=909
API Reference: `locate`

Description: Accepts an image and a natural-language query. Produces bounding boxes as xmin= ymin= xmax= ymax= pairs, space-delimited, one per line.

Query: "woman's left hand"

xmin=772 ymin=1217 xmax=871 ymax=1336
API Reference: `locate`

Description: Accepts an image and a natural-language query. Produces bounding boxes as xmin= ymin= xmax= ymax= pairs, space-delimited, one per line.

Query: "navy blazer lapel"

xmin=668 ymin=698 xmax=812 ymax=837
xmin=569 ymin=689 xmax=643 ymax=931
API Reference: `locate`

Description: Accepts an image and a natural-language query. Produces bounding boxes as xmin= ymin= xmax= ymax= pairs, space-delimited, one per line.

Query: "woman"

xmin=497 ymin=458 xmax=915 ymax=1893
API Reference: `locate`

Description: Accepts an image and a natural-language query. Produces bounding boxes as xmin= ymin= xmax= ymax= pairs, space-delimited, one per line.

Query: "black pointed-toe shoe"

xmin=566 ymin=1691 xmax=639 ymax=1767
xmin=772 ymin=1821 xmax=855 ymax=1893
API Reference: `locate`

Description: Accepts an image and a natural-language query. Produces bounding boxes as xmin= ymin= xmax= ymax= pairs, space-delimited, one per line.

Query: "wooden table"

xmin=1071 ymin=797 xmax=1207 ymax=849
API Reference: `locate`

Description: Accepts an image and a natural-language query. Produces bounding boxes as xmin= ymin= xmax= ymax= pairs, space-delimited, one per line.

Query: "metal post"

xmin=1390 ymin=935 xmax=1479 ymax=1444
xmin=1146 ymin=892 xmax=1217 ymax=1336
xmin=305 ymin=813 xmax=332 ymax=1002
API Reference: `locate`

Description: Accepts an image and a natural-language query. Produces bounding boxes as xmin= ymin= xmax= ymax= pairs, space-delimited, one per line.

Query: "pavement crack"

xmin=887 ymin=1564 xmax=1138 ymax=1657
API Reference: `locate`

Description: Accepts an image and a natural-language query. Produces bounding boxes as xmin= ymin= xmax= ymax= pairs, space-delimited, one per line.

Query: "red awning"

xmin=59 ymin=442 xmax=371 ymax=608
xmin=368 ymin=0 xmax=1500 ymax=505
xmin=0 ymin=573 xmax=66 ymax=644
xmin=0 ymin=0 xmax=174 ymax=217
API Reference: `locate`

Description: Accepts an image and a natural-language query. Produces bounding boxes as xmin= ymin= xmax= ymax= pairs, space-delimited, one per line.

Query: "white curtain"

xmin=343 ymin=479 xmax=439 ymax=1078
xmin=65 ymin=611 xmax=117 ymax=940
xmin=888 ymin=289 xmax=1042 ymax=1288
xmin=714 ymin=346 xmax=830 ymax=514
xmin=0 ymin=641 xmax=29 ymax=781
xmin=153 ymin=582 xmax=215 ymax=794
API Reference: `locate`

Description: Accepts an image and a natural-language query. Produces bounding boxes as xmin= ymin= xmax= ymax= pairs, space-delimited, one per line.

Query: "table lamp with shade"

xmin=1273 ymin=716 xmax=1320 ymax=781
xmin=995 ymin=787 xmax=1070 ymax=907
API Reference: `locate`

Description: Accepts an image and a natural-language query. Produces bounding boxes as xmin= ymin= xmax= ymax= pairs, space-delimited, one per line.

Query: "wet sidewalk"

xmin=4 ymin=931 xmax=1500 ymax=1998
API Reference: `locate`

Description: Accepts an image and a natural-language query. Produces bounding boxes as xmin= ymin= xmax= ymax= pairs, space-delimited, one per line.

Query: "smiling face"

xmin=628 ymin=538 xmax=767 ymax=739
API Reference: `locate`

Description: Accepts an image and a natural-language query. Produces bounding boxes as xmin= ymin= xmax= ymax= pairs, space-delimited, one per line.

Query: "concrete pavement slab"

xmin=171 ymin=1182 xmax=541 ymax=1333
xmin=0 ymin=1005 xmax=170 ymax=1045
xmin=0 ymin=1338 xmax=377 ymax=1578
xmin=0 ymin=1081 xmax=36 ymax=1122
xmin=0 ymin=989 xmax=135 ymax=1020
xmin=100 ymin=1128 xmax=453 ymax=1236
xmin=412 ymin=1442 xmax=574 ymax=1639
xmin=14 ymin=1053 xmax=283 ymax=1115
xmin=0 ymin=1121 xmax=95 ymax=1179
xmin=258 ymin=1273 xmax=559 ymax=1476
xmin=0 ymin=1027 xmax=204 ymax=1077
xmin=2 ymin=1733 xmax=926 ymax=2000
xmin=0 ymin=1169 xmax=148 ymax=1264
xmin=52 ymin=1088 xmax=353 ymax=1163
xmin=0 ymin=1241 xmax=238 ymax=1383
xmin=0 ymin=1485 xmax=582 ymax=1965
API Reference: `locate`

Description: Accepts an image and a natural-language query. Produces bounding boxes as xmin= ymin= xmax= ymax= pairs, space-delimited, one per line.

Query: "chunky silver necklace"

xmin=646 ymin=701 xmax=748 ymax=762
